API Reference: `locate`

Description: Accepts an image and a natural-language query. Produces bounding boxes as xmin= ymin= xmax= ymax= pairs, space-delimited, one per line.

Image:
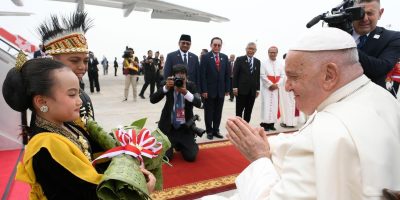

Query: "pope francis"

xmin=202 ymin=27 xmax=400 ymax=200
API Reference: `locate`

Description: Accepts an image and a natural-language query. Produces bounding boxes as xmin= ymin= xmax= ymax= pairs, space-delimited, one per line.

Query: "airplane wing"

xmin=0 ymin=11 xmax=33 ymax=16
xmin=48 ymin=0 xmax=230 ymax=23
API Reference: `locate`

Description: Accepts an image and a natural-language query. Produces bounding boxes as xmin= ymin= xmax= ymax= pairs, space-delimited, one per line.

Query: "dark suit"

xmin=139 ymin=57 xmax=157 ymax=97
xmin=200 ymin=52 xmax=230 ymax=134
xmin=233 ymin=56 xmax=260 ymax=122
xmin=33 ymin=50 xmax=45 ymax=58
xmin=150 ymin=82 xmax=201 ymax=161
xmin=229 ymin=60 xmax=235 ymax=100
xmin=88 ymin=58 xmax=100 ymax=93
xmin=164 ymin=50 xmax=200 ymax=89
xmin=358 ymin=26 xmax=400 ymax=95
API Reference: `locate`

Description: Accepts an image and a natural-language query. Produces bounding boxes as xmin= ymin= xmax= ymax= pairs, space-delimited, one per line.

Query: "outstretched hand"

xmin=226 ymin=117 xmax=271 ymax=162
xmin=141 ymin=168 xmax=156 ymax=194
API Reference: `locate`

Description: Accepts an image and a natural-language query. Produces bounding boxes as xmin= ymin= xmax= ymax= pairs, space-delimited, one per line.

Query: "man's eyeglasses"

xmin=213 ymin=44 xmax=222 ymax=47
xmin=180 ymin=41 xmax=191 ymax=46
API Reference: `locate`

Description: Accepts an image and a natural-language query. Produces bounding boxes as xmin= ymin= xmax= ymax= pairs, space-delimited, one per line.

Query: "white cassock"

xmin=202 ymin=75 xmax=400 ymax=200
xmin=278 ymin=66 xmax=297 ymax=126
xmin=260 ymin=59 xmax=285 ymax=123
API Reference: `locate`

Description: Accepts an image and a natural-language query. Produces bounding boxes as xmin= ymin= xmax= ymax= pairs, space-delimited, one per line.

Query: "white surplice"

xmin=278 ymin=75 xmax=297 ymax=126
xmin=260 ymin=59 xmax=285 ymax=123
xmin=202 ymin=75 xmax=400 ymax=200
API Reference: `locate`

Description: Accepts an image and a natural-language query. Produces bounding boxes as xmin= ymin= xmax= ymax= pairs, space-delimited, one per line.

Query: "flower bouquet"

xmin=86 ymin=118 xmax=171 ymax=200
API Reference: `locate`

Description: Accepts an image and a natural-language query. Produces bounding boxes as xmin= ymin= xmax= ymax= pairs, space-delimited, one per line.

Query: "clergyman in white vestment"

xmin=260 ymin=46 xmax=285 ymax=131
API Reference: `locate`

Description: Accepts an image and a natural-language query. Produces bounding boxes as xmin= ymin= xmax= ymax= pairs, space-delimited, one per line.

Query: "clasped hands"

xmin=268 ymin=84 xmax=278 ymax=91
xmin=226 ymin=117 xmax=271 ymax=162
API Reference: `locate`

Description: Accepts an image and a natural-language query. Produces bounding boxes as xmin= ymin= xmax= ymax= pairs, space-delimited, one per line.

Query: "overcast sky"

xmin=1 ymin=0 xmax=399 ymax=61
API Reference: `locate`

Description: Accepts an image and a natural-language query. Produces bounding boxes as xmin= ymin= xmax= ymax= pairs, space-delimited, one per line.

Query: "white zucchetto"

xmin=290 ymin=27 xmax=356 ymax=51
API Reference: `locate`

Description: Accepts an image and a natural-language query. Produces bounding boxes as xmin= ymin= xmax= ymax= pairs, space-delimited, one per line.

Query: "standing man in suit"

xmin=33 ymin=44 xmax=46 ymax=58
xmin=233 ymin=42 xmax=260 ymax=123
xmin=139 ymin=50 xmax=157 ymax=99
xmin=200 ymin=37 xmax=230 ymax=140
xmin=164 ymin=34 xmax=200 ymax=89
xmin=150 ymin=64 xmax=202 ymax=162
xmin=88 ymin=51 xmax=100 ymax=93
xmin=352 ymin=0 xmax=400 ymax=96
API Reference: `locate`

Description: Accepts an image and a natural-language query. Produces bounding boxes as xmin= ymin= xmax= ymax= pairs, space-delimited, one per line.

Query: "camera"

xmin=306 ymin=0 xmax=365 ymax=33
xmin=174 ymin=77 xmax=184 ymax=88
xmin=185 ymin=114 xmax=206 ymax=137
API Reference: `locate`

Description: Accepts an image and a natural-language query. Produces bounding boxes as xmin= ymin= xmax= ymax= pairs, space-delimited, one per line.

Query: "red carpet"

xmin=0 ymin=149 xmax=30 ymax=200
xmin=151 ymin=140 xmax=249 ymax=200
xmin=2 ymin=141 xmax=249 ymax=200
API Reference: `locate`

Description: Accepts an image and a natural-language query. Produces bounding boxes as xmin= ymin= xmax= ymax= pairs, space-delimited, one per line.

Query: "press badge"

xmin=176 ymin=108 xmax=185 ymax=122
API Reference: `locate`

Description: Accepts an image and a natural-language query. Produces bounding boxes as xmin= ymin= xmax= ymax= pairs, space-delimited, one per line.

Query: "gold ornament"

xmin=15 ymin=51 xmax=27 ymax=71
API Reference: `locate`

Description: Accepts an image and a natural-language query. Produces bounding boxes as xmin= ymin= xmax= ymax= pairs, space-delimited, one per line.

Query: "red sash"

xmin=267 ymin=75 xmax=280 ymax=84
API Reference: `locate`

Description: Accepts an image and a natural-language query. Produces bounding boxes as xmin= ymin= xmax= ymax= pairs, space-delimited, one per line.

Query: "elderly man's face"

xmin=210 ymin=39 xmax=222 ymax=53
xmin=268 ymin=47 xmax=278 ymax=61
xmin=353 ymin=1 xmax=383 ymax=35
xmin=285 ymin=51 xmax=325 ymax=115
xmin=246 ymin=44 xmax=257 ymax=57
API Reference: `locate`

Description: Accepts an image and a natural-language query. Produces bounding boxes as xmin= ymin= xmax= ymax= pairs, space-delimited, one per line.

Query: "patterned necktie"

xmin=357 ymin=35 xmax=367 ymax=49
xmin=173 ymin=92 xmax=182 ymax=129
xmin=183 ymin=54 xmax=188 ymax=66
xmin=249 ymin=57 xmax=253 ymax=74
xmin=215 ymin=54 xmax=220 ymax=71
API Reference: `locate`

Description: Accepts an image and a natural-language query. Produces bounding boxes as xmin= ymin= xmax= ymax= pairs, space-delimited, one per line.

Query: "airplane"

xmin=48 ymin=0 xmax=230 ymax=23
xmin=0 ymin=0 xmax=33 ymax=16
xmin=0 ymin=11 xmax=33 ymax=16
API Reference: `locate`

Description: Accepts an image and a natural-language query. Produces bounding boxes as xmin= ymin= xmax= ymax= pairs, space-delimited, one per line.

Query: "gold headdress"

xmin=15 ymin=51 xmax=27 ymax=71
xmin=37 ymin=11 xmax=93 ymax=55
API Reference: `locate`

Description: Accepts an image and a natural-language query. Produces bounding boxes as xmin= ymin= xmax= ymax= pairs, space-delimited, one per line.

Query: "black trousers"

xmin=236 ymin=93 xmax=256 ymax=122
xmin=114 ymin=67 xmax=118 ymax=76
xmin=88 ymin=71 xmax=100 ymax=93
xmin=165 ymin=126 xmax=199 ymax=162
xmin=139 ymin=79 xmax=155 ymax=96
xmin=229 ymin=77 xmax=234 ymax=100
xmin=204 ymin=96 xmax=225 ymax=134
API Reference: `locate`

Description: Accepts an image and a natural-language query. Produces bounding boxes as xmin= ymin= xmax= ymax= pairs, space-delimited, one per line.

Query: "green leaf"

xmin=130 ymin=118 xmax=147 ymax=129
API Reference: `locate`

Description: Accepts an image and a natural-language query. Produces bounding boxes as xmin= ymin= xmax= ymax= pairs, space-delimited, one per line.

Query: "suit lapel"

xmin=209 ymin=53 xmax=218 ymax=74
xmin=176 ymin=50 xmax=183 ymax=64
xmin=363 ymin=27 xmax=383 ymax=52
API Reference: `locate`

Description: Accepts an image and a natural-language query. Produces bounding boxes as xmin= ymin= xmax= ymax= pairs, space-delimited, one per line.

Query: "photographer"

xmin=122 ymin=48 xmax=139 ymax=101
xmin=150 ymin=64 xmax=202 ymax=162
xmin=352 ymin=0 xmax=400 ymax=96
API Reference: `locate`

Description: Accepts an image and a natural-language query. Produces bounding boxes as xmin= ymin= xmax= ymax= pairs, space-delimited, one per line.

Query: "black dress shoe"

xmin=269 ymin=124 xmax=277 ymax=131
xmin=260 ymin=123 xmax=269 ymax=131
xmin=139 ymin=95 xmax=145 ymax=99
xmin=206 ymin=133 xmax=213 ymax=140
xmin=280 ymin=123 xmax=288 ymax=128
xmin=213 ymin=132 xmax=223 ymax=139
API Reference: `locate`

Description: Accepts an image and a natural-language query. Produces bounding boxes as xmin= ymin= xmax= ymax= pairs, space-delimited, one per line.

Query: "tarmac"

xmin=83 ymin=70 xmax=301 ymax=143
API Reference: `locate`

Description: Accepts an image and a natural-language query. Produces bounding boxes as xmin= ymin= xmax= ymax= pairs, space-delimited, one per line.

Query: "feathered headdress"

xmin=37 ymin=10 xmax=93 ymax=55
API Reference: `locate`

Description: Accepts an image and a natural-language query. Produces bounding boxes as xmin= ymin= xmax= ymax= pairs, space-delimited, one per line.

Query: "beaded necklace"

xmin=35 ymin=116 xmax=92 ymax=161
